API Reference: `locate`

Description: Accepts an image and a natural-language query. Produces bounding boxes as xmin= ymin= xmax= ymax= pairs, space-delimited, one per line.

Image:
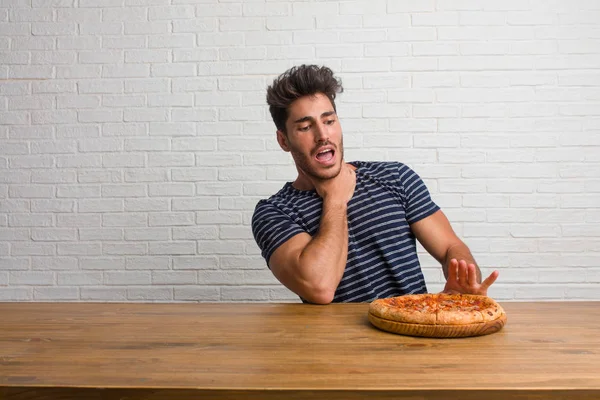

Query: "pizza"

xmin=368 ymin=293 xmax=507 ymax=338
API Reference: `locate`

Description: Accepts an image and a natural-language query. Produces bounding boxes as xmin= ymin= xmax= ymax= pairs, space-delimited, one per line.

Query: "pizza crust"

xmin=436 ymin=308 xmax=483 ymax=324
xmin=368 ymin=312 xmax=507 ymax=338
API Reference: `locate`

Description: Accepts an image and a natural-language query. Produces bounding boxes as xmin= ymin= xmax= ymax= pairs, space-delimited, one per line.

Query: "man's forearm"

xmin=444 ymin=242 xmax=482 ymax=283
xmin=296 ymin=198 xmax=348 ymax=298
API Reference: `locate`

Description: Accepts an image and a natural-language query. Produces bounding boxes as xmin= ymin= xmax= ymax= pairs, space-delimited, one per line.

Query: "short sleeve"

xmin=397 ymin=163 xmax=440 ymax=224
xmin=251 ymin=200 xmax=306 ymax=267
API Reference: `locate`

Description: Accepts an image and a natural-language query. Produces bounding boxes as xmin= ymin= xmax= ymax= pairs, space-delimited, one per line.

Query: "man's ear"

xmin=276 ymin=129 xmax=290 ymax=152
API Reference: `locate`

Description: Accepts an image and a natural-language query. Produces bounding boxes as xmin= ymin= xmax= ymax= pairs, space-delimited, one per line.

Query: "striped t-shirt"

xmin=251 ymin=161 xmax=440 ymax=303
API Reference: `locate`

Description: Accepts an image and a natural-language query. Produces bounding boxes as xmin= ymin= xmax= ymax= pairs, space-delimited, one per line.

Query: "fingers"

xmin=481 ymin=270 xmax=500 ymax=290
xmin=447 ymin=258 xmax=458 ymax=281
xmin=458 ymin=260 xmax=468 ymax=283
xmin=467 ymin=263 xmax=478 ymax=286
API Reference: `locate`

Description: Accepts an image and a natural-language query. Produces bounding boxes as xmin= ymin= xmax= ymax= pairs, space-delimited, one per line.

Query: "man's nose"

xmin=313 ymin=121 xmax=328 ymax=142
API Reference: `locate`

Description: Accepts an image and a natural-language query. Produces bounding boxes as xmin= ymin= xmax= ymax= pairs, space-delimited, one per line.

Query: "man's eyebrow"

xmin=293 ymin=111 xmax=336 ymax=124
xmin=293 ymin=116 xmax=312 ymax=124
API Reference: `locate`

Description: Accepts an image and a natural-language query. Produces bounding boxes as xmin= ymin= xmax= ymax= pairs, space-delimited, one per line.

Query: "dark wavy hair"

xmin=266 ymin=65 xmax=343 ymax=134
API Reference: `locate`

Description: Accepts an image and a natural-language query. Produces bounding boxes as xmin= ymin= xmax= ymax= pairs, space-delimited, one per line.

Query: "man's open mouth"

xmin=316 ymin=148 xmax=335 ymax=163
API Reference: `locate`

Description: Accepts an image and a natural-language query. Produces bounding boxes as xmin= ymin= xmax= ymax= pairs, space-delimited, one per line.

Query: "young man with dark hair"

xmin=252 ymin=65 xmax=499 ymax=304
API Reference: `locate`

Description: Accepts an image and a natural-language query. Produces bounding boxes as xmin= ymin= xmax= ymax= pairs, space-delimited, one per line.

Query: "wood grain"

xmin=1 ymin=302 xmax=600 ymax=400
xmin=368 ymin=312 xmax=507 ymax=337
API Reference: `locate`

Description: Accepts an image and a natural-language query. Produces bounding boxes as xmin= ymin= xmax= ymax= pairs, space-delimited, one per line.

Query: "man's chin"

xmin=310 ymin=164 xmax=342 ymax=181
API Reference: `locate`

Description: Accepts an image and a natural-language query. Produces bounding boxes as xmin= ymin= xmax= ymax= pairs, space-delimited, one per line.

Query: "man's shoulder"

xmin=352 ymin=160 xmax=412 ymax=180
xmin=253 ymin=181 xmax=314 ymax=216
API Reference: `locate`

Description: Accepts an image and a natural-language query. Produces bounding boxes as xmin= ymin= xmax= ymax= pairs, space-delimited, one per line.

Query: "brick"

xmin=152 ymin=271 xmax=197 ymax=285
xmin=11 ymin=242 xmax=56 ymax=256
xmin=566 ymin=285 xmax=600 ymax=300
xmin=149 ymin=241 xmax=195 ymax=255
xmin=269 ymin=287 xmax=300 ymax=302
xmin=172 ymin=168 xmax=217 ymax=182
xmin=124 ymin=228 xmax=169 ymax=241
xmin=0 ymin=228 xmax=29 ymax=241
xmin=341 ymin=57 xmax=391 ymax=73
xmin=102 ymin=184 xmax=147 ymax=198
xmin=56 ymin=154 xmax=102 ymax=168
xmin=57 ymin=213 xmax=101 ymax=227
xmin=9 ymin=213 xmax=53 ymax=227
xmin=0 ymin=258 xmax=30 ymax=270
xmin=0 ymin=170 xmax=30 ymax=184
xmin=105 ymin=271 xmax=151 ymax=285
xmin=102 ymin=154 xmax=145 ymax=167
xmin=128 ymin=287 xmax=172 ymax=301
xmin=103 ymin=36 xmax=150 ymax=51
xmin=196 ymin=211 xmax=242 ymax=225
xmin=197 ymin=240 xmax=244 ymax=255
xmin=0 ymin=111 xmax=28 ymax=125
xmin=126 ymin=257 xmax=170 ymax=270
xmin=58 ymin=36 xmax=101 ymax=50
xmin=31 ymin=228 xmax=77 ymax=241
xmin=80 ymin=80 xmax=124 ymax=95
xmin=197 ymin=182 xmax=241 ymax=196
xmin=124 ymin=138 xmax=170 ymax=152
xmin=174 ymin=286 xmax=220 ymax=301
xmin=171 ymin=18 xmax=215 ymax=33
xmin=125 ymin=169 xmax=169 ymax=183
xmin=173 ymin=256 xmax=218 ymax=270
xmin=56 ymin=185 xmax=99 ymax=199
xmin=34 ymin=287 xmax=79 ymax=300
xmin=80 ymin=22 xmax=122 ymax=35
xmin=221 ymin=287 xmax=269 ymax=301
xmin=148 ymin=152 xmax=194 ymax=167
xmin=58 ymin=243 xmax=102 ymax=256
xmin=79 ymin=228 xmax=122 ymax=241
xmin=0 ymin=288 xmax=31 ymax=301
xmin=12 ymin=37 xmax=55 ymax=51
xmin=150 ymin=122 xmax=196 ymax=137
xmin=102 ymin=213 xmax=146 ymax=227
xmin=0 ymin=142 xmax=29 ymax=155
xmin=0 ymin=82 xmax=29 ymax=95
xmin=57 ymin=95 xmax=101 ymax=109
xmin=149 ymin=212 xmax=195 ymax=226
xmin=79 ymin=199 xmax=123 ymax=212
xmin=151 ymin=63 xmax=196 ymax=77
xmin=172 ymin=78 xmax=216 ymax=92
xmin=0 ymin=51 xmax=29 ymax=65
xmin=78 ymin=170 xmax=121 ymax=183
xmin=172 ymin=226 xmax=218 ymax=240
xmin=79 ymin=50 xmax=123 ymax=64
xmin=104 ymin=243 xmax=147 ymax=255
xmin=172 ymin=198 xmax=218 ymax=211
xmin=56 ymin=66 xmax=101 ymax=79
xmin=219 ymin=226 xmax=253 ymax=240
xmin=81 ymin=287 xmax=127 ymax=301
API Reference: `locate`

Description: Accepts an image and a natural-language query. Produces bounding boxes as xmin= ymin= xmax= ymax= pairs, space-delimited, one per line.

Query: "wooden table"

xmin=1 ymin=302 xmax=599 ymax=400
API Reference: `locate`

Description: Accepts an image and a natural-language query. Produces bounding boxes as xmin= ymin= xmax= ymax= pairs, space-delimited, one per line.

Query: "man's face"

xmin=277 ymin=93 xmax=344 ymax=183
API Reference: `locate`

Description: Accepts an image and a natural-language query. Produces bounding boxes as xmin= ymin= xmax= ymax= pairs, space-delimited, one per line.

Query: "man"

xmin=251 ymin=65 xmax=499 ymax=304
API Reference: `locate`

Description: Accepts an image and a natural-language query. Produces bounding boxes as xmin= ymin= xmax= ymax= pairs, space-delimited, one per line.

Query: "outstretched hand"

xmin=442 ymin=259 xmax=499 ymax=296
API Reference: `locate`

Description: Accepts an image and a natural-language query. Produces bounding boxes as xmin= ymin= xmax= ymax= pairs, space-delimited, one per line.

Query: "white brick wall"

xmin=1 ymin=0 xmax=599 ymax=302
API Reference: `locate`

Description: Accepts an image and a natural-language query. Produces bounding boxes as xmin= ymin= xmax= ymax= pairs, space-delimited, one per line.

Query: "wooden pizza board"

xmin=368 ymin=312 xmax=507 ymax=338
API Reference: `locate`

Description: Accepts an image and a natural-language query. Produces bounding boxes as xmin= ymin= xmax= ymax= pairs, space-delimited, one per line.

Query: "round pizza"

xmin=368 ymin=293 xmax=507 ymax=338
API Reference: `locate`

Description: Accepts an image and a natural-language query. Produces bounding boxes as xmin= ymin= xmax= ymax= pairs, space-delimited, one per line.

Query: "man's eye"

xmin=325 ymin=119 xmax=335 ymax=125
xmin=298 ymin=125 xmax=310 ymax=132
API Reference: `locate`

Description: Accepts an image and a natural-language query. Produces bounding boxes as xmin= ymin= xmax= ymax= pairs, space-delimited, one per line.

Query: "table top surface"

xmin=1 ymin=301 xmax=599 ymax=392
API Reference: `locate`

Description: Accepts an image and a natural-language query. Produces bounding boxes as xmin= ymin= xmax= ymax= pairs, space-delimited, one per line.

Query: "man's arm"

xmin=268 ymin=198 xmax=348 ymax=304
xmin=268 ymin=164 xmax=356 ymax=304
xmin=410 ymin=209 xmax=498 ymax=295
